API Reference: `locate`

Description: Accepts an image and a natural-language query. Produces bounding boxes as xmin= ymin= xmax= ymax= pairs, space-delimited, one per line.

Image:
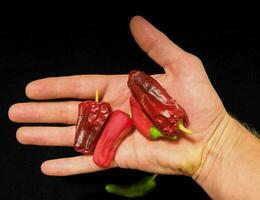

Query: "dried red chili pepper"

xmin=74 ymin=100 xmax=112 ymax=154
xmin=93 ymin=110 xmax=133 ymax=168
xmin=128 ymin=70 xmax=191 ymax=137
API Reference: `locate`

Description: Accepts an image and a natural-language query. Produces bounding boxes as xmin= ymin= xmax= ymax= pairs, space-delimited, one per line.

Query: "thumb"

xmin=130 ymin=16 xmax=189 ymax=75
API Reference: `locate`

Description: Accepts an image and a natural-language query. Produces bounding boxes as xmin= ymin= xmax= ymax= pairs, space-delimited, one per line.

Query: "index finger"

xmin=26 ymin=74 xmax=120 ymax=100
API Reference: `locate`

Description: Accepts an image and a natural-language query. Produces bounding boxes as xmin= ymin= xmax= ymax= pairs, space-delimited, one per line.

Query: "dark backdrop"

xmin=1 ymin=16 xmax=260 ymax=199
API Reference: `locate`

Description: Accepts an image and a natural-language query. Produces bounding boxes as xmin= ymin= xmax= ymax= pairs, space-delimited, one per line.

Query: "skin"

xmin=8 ymin=16 xmax=260 ymax=199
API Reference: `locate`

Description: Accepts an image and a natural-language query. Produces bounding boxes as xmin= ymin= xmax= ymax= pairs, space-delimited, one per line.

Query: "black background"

xmin=1 ymin=16 xmax=260 ymax=200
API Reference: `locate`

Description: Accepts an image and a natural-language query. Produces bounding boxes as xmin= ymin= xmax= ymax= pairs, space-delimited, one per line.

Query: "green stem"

xmin=178 ymin=120 xmax=192 ymax=135
xmin=150 ymin=127 xmax=163 ymax=139
xmin=151 ymin=173 xmax=158 ymax=180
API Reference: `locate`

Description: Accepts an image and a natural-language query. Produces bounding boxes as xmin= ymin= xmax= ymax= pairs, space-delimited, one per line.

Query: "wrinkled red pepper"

xmin=128 ymin=70 xmax=191 ymax=137
xmin=94 ymin=110 xmax=133 ymax=168
xmin=74 ymin=101 xmax=112 ymax=154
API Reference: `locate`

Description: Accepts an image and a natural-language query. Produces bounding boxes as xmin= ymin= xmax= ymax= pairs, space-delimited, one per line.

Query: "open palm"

xmin=9 ymin=16 xmax=226 ymax=177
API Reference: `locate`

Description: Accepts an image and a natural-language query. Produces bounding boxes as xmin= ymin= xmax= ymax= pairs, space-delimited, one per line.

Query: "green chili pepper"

xmin=105 ymin=174 xmax=157 ymax=198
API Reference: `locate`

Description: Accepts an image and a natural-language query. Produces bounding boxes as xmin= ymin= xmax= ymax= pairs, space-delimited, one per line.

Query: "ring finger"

xmin=16 ymin=126 xmax=75 ymax=146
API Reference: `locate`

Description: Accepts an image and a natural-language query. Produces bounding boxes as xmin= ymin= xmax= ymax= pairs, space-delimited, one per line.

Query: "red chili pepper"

xmin=130 ymin=95 xmax=164 ymax=140
xmin=93 ymin=110 xmax=133 ymax=168
xmin=128 ymin=70 xmax=191 ymax=137
xmin=74 ymin=100 xmax=112 ymax=154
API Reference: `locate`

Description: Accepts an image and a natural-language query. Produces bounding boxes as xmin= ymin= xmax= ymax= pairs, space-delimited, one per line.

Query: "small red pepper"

xmin=93 ymin=110 xmax=133 ymax=168
xmin=74 ymin=100 xmax=112 ymax=154
xmin=128 ymin=70 xmax=191 ymax=137
xmin=130 ymin=95 xmax=164 ymax=140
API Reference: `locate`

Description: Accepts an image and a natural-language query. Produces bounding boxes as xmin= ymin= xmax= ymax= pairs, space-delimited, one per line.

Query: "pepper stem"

xmin=170 ymin=135 xmax=178 ymax=140
xmin=151 ymin=174 xmax=158 ymax=180
xmin=178 ymin=120 xmax=192 ymax=135
xmin=150 ymin=127 xmax=163 ymax=139
xmin=95 ymin=89 xmax=99 ymax=103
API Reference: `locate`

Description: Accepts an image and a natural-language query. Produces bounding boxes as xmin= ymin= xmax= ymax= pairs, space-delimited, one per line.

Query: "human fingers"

xmin=16 ymin=126 xmax=75 ymax=146
xmin=130 ymin=16 xmax=199 ymax=76
xmin=41 ymin=155 xmax=115 ymax=176
xmin=9 ymin=101 xmax=79 ymax=124
xmin=26 ymin=74 xmax=121 ymax=100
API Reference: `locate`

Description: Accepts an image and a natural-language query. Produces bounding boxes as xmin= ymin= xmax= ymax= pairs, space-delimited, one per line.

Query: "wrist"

xmin=193 ymin=114 xmax=260 ymax=199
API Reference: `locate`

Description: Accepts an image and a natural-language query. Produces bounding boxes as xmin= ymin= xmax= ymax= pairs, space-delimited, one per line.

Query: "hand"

xmin=9 ymin=16 xmax=227 ymax=177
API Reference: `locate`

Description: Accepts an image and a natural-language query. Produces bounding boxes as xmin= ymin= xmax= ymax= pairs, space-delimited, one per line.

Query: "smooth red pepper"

xmin=94 ymin=110 xmax=133 ymax=168
xmin=130 ymin=96 xmax=164 ymax=140
xmin=74 ymin=101 xmax=112 ymax=154
xmin=128 ymin=70 xmax=191 ymax=137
